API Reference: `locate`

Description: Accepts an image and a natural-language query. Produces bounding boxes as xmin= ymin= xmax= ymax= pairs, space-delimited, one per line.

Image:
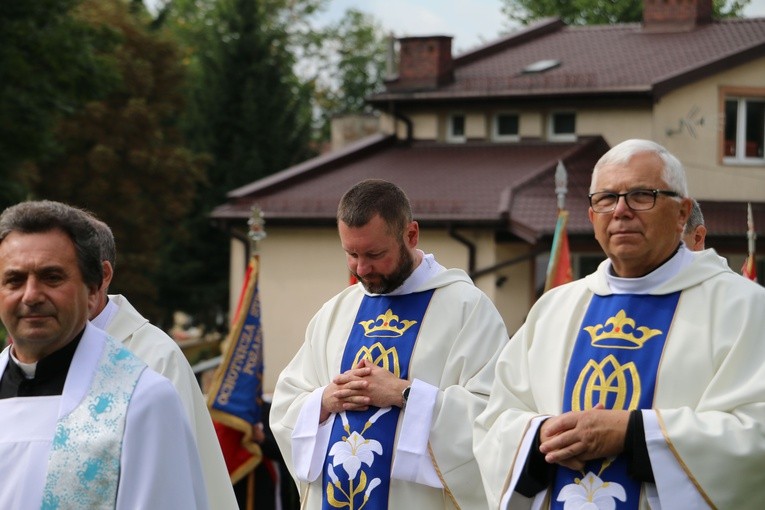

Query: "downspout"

xmin=448 ymin=225 xmax=476 ymax=275
xmin=390 ymin=102 xmax=413 ymax=144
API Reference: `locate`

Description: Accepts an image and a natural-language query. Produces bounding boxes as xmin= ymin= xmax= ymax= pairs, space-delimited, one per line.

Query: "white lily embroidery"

xmin=329 ymin=431 xmax=383 ymax=480
xmin=557 ymin=471 xmax=627 ymax=510
xmin=364 ymin=478 xmax=381 ymax=499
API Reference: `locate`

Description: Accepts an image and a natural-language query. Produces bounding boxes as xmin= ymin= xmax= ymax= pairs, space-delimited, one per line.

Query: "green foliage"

xmin=28 ymin=0 xmax=206 ymax=323
xmin=305 ymin=8 xmax=388 ymax=141
xmin=0 ymin=0 xmax=119 ymax=209
xmin=501 ymin=0 xmax=751 ymax=25
xmin=153 ymin=0 xmax=316 ymax=328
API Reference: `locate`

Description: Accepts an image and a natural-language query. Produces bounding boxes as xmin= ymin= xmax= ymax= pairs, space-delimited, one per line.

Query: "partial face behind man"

xmin=588 ymin=151 xmax=691 ymax=278
xmin=339 ymin=214 xmax=418 ymax=294
xmin=0 ymin=228 xmax=98 ymax=363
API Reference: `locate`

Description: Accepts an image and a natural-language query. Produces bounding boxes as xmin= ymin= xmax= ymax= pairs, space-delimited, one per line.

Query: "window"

xmin=724 ymin=96 xmax=765 ymax=163
xmin=447 ymin=113 xmax=466 ymax=143
xmin=549 ymin=112 xmax=576 ymax=141
xmin=493 ymin=113 xmax=520 ymax=141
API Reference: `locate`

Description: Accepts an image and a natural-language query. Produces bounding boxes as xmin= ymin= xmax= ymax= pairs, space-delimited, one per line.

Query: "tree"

xmin=501 ymin=0 xmax=751 ymax=26
xmin=303 ymin=8 xmax=388 ymax=141
xmin=0 ymin=0 xmax=118 ymax=209
xmin=154 ymin=0 xmax=315 ymax=329
xmin=29 ymin=0 xmax=206 ymax=323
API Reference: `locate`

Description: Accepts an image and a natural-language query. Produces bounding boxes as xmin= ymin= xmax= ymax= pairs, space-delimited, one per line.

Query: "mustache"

xmin=17 ymin=304 xmax=56 ymax=318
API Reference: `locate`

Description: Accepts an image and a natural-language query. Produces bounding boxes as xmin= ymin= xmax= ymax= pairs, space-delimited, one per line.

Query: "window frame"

xmin=548 ymin=111 xmax=577 ymax=142
xmin=719 ymin=86 xmax=765 ymax=166
xmin=492 ymin=112 xmax=520 ymax=142
xmin=446 ymin=112 xmax=466 ymax=143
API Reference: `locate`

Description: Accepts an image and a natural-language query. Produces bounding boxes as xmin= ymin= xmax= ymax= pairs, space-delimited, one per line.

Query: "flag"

xmin=545 ymin=209 xmax=573 ymax=291
xmin=742 ymin=202 xmax=757 ymax=282
xmin=207 ymin=255 xmax=264 ymax=484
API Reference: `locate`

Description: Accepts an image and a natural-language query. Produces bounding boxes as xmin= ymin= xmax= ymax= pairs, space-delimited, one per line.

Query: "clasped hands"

xmin=538 ymin=404 xmax=630 ymax=471
xmin=320 ymin=359 xmax=409 ymax=423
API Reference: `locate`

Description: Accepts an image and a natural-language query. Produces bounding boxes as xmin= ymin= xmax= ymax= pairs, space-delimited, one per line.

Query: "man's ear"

xmin=405 ymin=221 xmax=419 ymax=248
xmin=101 ymin=260 xmax=114 ymax=292
xmin=678 ymin=198 xmax=692 ymax=231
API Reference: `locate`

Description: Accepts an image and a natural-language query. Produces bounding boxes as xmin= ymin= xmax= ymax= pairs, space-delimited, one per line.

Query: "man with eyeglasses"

xmin=474 ymin=139 xmax=765 ymax=509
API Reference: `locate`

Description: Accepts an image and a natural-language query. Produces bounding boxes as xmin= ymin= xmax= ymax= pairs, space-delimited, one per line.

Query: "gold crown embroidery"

xmin=583 ymin=309 xmax=662 ymax=349
xmin=358 ymin=309 xmax=417 ymax=337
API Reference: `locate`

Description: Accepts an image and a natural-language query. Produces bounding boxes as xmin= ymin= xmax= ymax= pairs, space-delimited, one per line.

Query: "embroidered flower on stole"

xmin=329 ymin=431 xmax=382 ymax=480
xmin=557 ymin=471 xmax=626 ymax=509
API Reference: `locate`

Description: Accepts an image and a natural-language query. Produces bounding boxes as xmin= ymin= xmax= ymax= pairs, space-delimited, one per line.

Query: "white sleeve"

xmin=117 ymin=370 xmax=209 ymax=510
xmin=291 ymin=386 xmax=334 ymax=482
xmin=391 ymin=378 xmax=442 ymax=487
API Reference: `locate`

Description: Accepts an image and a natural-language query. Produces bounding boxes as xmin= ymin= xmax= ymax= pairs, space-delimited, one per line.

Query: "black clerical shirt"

xmin=0 ymin=331 xmax=83 ymax=399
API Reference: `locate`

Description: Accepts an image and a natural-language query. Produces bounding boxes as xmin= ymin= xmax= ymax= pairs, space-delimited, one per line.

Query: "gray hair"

xmin=88 ymin=216 xmax=116 ymax=270
xmin=337 ymin=179 xmax=413 ymax=239
xmin=684 ymin=198 xmax=705 ymax=235
xmin=591 ymin=139 xmax=689 ymax=197
xmin=0 ymin=200 xmax=103 ymax=289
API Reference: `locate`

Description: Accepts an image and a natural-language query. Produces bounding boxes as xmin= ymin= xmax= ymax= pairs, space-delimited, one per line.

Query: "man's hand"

xmin=320 ymin=362 xmax=373 ymax=422
xmin=319 ymin=359 xmax=409 ymax=422
xmin=539 ymin=406 xmax=629 ymax=471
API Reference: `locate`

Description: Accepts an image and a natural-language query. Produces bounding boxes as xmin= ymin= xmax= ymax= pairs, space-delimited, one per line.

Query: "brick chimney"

xmin=386 ymin=36 xmax=454 ymax=91
xmin=643 ymin=0 xmax=712 ymax=31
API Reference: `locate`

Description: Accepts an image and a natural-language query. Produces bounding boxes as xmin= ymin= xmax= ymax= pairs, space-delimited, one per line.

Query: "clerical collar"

xmin=8 ymin=330 xmax=84 ymax=382
xmin=377 ymin=250 xmax=446 ymax=296
xmin=91 ymin=295 xmax=118 ymax=330
xmin=606 ymin=244 xmax=694 ymax=294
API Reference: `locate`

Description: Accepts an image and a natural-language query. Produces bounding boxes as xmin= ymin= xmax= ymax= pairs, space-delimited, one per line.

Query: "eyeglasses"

xmin=588 ymin=189 xmax=680 ymax=213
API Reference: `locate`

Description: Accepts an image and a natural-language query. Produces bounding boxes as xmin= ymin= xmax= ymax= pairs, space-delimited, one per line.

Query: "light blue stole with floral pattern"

xmin=322 ymin=290 xmax=435 ymax=510
xmin=41 ymin=338 xmax=146 ymax=510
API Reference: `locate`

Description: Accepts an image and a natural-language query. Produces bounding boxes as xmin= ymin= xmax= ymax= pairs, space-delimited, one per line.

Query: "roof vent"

xmin=522 ymin=59 xmax=560 ymax=74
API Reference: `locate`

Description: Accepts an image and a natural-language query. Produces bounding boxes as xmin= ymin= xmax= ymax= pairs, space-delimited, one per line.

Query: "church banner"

xmin=207 ymin=255 xmax=264 ymax=483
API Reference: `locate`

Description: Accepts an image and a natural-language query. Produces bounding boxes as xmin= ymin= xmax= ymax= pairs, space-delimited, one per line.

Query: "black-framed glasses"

xmin=588 ymin=189 xmax=680 ymax=213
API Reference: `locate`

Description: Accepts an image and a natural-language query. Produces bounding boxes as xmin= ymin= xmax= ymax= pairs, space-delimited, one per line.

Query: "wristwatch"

xmin=401 ymin=385 xmax=411 ymax=410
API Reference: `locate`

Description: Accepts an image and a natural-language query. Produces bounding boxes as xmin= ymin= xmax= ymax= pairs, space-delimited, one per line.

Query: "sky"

xmin=315 ymin=0 xmax=508 ymax=55
xmin=316 ymin=0 xmax=765 ymax=55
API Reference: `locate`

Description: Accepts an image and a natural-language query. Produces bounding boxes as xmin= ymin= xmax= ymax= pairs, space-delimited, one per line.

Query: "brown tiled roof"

xmin=211 ymin=135 xmax=609 ymax=242
xmin=370 ymin=17 xmax=765 ymax=102
xmin=212 ymin=135 xmax=765 ymax=247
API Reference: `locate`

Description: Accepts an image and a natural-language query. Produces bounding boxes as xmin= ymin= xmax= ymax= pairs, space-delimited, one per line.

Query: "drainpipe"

xmin=448 ymin=225 xmax=476 ymax=275
xmin=390 ymin=102 xmax=413 ymax=143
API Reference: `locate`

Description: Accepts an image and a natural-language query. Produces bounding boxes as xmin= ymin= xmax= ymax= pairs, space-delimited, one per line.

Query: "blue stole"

xmin=550 ymin=292 xmax=680 ymax=509
xmin=322 ymin=290 xmax=435 ymax=510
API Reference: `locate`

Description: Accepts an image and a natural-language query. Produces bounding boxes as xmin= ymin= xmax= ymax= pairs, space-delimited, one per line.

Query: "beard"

xmin=355 ymin=243 xmax=415 ymax=294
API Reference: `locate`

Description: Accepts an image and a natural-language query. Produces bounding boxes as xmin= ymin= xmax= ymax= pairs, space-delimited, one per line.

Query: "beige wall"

xmin=577 ymin=109 xmax=654 ymax=146
xmin=651 ymin=57 xmax=765 ymax=201
xmin=465 ymin=113 xmax=487 ymax=139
